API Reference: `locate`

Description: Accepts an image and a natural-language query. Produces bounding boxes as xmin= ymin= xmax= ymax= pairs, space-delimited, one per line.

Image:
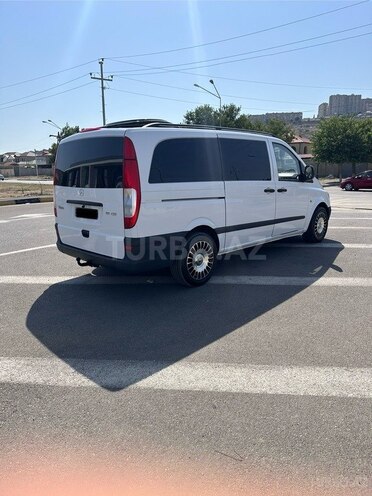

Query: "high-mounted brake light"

xmin=80 ymin=127 xmax=102 ymax=133
xmin=123 ymin=137 xmax=141 ymax=229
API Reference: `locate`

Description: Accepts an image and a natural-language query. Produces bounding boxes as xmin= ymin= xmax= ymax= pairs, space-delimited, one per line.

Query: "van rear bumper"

xmin=56 ymin=227 xmax=169 ymax=273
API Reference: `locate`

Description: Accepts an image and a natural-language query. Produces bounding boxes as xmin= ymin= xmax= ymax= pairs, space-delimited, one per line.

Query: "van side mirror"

xmin=304 ymin=165 xmax=315 ymax=181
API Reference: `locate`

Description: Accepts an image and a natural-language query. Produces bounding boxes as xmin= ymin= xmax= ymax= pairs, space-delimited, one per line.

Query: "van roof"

xmin=104 ymin=119 xmax=273 ymax=137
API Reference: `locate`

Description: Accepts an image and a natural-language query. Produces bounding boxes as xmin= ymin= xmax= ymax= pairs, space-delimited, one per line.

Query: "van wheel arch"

xmin=313 ymin=202 xmax=331 ymax=218
xmin=188 ymin=225 xmax=219 ymax=252
xmin=303 ymin=204 xmax=329 ymax=243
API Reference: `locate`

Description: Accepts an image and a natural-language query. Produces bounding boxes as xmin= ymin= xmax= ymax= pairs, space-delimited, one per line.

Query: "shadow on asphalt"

xmin=26 ymin=237 xmax=343 ymax=391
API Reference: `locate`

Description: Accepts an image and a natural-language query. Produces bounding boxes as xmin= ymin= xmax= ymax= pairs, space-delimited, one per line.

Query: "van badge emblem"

xmin=78 ymin=189 xmax=84 ymax=197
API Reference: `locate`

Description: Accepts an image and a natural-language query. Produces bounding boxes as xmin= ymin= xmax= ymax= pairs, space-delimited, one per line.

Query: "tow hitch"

xmin=76 ymin=257 xmax=98 ymax=268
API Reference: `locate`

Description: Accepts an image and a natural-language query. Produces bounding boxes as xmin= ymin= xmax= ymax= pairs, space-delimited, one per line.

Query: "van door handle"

xmin=264 ymin=188 xmax=275 ymax=193
xmin=277 ymin=188 xmax=287 ymax=193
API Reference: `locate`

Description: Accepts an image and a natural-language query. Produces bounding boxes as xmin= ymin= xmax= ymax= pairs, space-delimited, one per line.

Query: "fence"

xmin=13 ymin=165 xmax=53 ymax=177
xmin=303 ymin=160 xmax=371 ymax=178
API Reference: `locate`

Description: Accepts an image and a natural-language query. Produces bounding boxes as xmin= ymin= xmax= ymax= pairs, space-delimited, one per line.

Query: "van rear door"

xmin=54 ymin=132 xmax=125 ymax=259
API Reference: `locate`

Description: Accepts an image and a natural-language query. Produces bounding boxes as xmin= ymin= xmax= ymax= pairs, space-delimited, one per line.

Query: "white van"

xmin=54 ymin=119 xmax=331 ymax=286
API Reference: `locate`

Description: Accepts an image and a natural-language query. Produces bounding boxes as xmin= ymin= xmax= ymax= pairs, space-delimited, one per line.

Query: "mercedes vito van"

xmin=54 ymin=119 xmax=331 ymax=286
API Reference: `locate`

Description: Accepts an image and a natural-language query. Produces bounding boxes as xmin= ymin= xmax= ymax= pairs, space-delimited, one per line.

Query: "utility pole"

xmin=90 ymin=59 xmax=113 ymax=125
xmin=34 ymin=149 xmax=39 ymax=177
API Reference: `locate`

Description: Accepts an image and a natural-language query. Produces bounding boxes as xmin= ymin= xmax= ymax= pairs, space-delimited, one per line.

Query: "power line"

xmin=116 ymin=73 xmax=372 ymax=92
xmin=109 ymin=87 xmax=313 ymax=113
xmin=110 ymin=23 xmax=372 ymax=73
xmin=0 ymin=1 xmax=367 ymax=93
xmin=0 ymin=75 xmax=88 ymax=106
xmin=0 ymin=60 xmax=96 ymax=90
xmin=115 ymin=75 xmax=317 ymax=106
xmin=189 ymin=76 xmax=372 ymax=92
xmin=108 ymin=0 xmax=368 ymax=59
xmin=109 ymin=28 xmax=372 ymax=75
xmin=0 ymin=82 xmax=95 ymax=110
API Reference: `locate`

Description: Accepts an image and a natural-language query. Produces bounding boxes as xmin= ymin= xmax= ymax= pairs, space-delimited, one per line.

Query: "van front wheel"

xmin=170 ymin=232 xmax=217 ymax=287
xmin=302 ymin=206 xmax=329 ymax=243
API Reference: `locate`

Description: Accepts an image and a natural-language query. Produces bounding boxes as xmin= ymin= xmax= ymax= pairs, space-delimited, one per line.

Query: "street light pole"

xmin=209 ymin=79 xmax=222 ymax=123
xmin=42 ymin=119 xmax=62 ymax=131
xmin=193 ymin=80 xmax=222 ymax=126
xmin=43 ymin=119 xmax=62 ymax=144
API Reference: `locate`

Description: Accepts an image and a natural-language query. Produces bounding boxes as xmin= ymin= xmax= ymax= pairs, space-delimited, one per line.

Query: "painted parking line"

xmin=0 ymin=241 xmax=370 ymax=261
xmin=0 ymin=357 xmax=370 ymax=398
xmin=332 ymin=207 xmax=372 ymax=211
xmin=0 ymin=244 xmax=56 ymax=258
xmin=327 ymin=226 xmax=372 ymax=229
xmin=0 ymin=275 xmax=372 ymax=286
xmin=210 ymin=276 xmax=372 ymax=286
xmin=274 ymin=243 xmax=372 ymax=249
xmin=0 ymin=214 xmax=54 ymax=224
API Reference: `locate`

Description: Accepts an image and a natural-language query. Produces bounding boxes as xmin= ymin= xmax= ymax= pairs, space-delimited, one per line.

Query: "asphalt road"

xmin=0 ymin=189 xmax=371 ymax=496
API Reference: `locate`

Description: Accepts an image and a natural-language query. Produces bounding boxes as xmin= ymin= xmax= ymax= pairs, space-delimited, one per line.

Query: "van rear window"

xmin=55 ymin=137 xmax=123 ymax=188
xmin=149 ymin=138 xmax=222 ymax=183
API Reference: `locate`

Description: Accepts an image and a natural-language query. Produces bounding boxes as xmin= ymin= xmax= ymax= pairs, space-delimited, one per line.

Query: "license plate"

xmin=75 ymin=207 xmax=98 ymax=220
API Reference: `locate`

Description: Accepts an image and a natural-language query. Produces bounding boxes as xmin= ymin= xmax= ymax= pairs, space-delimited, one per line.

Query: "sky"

xmin=0 ymin=0 xmax=371 ymax=153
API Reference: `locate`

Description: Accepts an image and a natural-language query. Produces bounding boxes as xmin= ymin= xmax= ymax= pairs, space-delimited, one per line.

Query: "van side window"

xmin=272 ymin=143 xmax=302 ymax=182
xmin=149 ymin=138 xmax=222 ymax=183
xmin=219 ymin=138 xmax=271 ymax=181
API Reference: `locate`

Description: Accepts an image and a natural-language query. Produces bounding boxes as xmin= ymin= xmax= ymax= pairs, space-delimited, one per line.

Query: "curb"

xmin=0 ymin=196 xmax=53 ymax=207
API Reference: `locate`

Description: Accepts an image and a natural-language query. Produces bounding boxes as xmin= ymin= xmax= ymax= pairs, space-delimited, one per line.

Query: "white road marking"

xmin=0 ymin=357 xmax=370 ymax=398
xmin=0 ymin=275 xmax=372 ymax=286
xmin=0 ymin=242 xmax=370 ymax=260
xmin=327 ymin=226 xmax=372 ymax=229
xmin=333 ymin=207 xmax=372 ymax=211
xmin=0 ymin=213 xmax=53 ymax=224
xmin=274 ymin=243 xmax=372 ymax=249
xmin=0 ymin=244 xmax=55 ymax=258
xmin=330 ymin=217 xmax=372 ymax=220
xmin=12 ymin=213 xmax=53 ymax=219
xmin=210 ymin=276 xmax=372 ymax=286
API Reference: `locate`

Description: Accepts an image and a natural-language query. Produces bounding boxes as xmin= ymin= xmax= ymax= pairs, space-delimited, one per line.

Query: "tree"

xmin=264 ymin=119 xmax=295 ymax=143
xmin=312 ymin=116 xmax=368 ymax=179
xmin=49 ymin=123 xmax=80 ymax=164
xmin=184 ymin=104 xmax=218 ymax=126
xmin=357 ymin=119 xmax=372 ymax=164
xmin=184 ymin=103 xmax=244 ymax=127
xmin=183 ymin=104 xmax=294 ymax=142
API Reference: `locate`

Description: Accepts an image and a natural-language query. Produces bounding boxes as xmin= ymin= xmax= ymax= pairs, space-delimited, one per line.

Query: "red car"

xmin=340 ymin=170 xmax=372 ymax=191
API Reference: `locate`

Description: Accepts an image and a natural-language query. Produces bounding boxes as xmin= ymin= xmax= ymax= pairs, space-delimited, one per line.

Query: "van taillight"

xmin=123 ymin=137 xmax=141 ymax=229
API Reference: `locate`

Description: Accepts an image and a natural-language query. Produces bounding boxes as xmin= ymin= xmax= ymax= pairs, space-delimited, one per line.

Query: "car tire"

xmin=302 ymin=206 xmax=329 ymax=243
xmin=170 ymin=232 xmax=217 ymax=287
xmin=344 ymin=182 xmax=353 ymax=191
